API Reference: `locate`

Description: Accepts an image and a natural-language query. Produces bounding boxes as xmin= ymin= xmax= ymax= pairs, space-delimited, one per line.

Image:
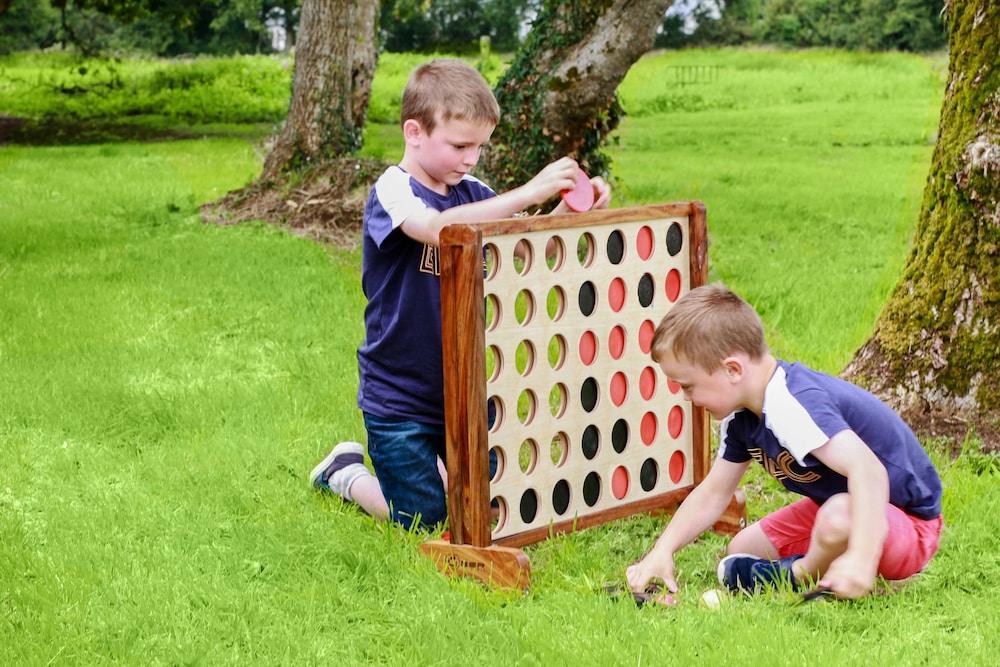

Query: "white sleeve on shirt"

xmin=373 ymin=166 xmax=429 ymax=230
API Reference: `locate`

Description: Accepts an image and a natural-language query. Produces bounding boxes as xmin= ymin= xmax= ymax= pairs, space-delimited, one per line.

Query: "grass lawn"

xmin=2 ymin=49 xmax=998 ymax=664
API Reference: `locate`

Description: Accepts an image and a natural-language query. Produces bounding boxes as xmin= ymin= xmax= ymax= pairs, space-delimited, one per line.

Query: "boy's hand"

xmin=626 ymin=550 xmax=679 ymax=598
xmin=819 ymin=552 xmax=877 ymax=599
xmin=591 ymin=176 xmax=611 ymax=209
xmin=550 ymin=172 xmax=612 ymax=215
xmin=524 ymin=157 xmax=579 ymax=207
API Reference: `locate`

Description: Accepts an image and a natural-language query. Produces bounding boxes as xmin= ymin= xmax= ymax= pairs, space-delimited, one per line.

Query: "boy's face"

xmin=658 ymin=351 xmax=743 ymax=420
xmin=404 ymin=114 xmax=495 ymax=189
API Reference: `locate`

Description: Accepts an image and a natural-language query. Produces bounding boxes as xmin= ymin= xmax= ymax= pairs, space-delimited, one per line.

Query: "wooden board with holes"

xmin=438 ymin=203 xmax=724 ymax=552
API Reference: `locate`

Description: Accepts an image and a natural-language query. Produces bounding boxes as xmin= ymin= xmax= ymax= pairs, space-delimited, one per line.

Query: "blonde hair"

xmin=651 ymin=283 xmax=768 ymax=372
xmin=400 ymin=59 xmax=500 ymax=133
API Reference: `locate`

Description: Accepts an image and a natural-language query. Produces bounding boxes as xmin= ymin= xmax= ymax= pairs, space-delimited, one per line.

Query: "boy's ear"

xmin=722 ymin=357 xmax=744 ymax=382
xmin=402 ymin=118 xmax=425 ymax=145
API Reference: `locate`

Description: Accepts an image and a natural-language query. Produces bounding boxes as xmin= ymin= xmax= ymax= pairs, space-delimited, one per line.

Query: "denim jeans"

xmin=363 ymin=412 xmax=448 ymax=530
xmin=363 ymin=412 xmax=498 ymax=531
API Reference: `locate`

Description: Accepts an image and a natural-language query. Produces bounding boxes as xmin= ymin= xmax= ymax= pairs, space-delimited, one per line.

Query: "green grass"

xmin=3 ymin=49 xmax=998 ymax=664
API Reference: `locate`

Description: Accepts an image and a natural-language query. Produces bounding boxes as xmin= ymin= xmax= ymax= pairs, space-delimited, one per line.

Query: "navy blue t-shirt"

xmin=357 ymin=166 xmax=495 ymax=425
xmin=719 ymin=360 xmax=942 ymax=519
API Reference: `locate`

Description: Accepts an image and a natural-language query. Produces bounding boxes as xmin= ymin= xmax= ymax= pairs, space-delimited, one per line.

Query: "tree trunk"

xmin=844 ymin=0 xmax=1000 ymax=444
xmin=261 ymin=0 xmax=378 ymax=181
xmin=480 ymin=0 xmax=673 ymax=194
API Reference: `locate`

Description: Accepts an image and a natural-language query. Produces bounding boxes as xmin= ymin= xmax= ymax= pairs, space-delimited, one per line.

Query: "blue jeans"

xmin=363 ymin=412 xmax=498 ymax=531
xmin=363 ymin=412 xmax=448 ymax=530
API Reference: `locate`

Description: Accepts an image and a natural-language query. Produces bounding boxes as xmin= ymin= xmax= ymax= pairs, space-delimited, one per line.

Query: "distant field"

xmin=4 ymin=49 xmax=996 ymax=666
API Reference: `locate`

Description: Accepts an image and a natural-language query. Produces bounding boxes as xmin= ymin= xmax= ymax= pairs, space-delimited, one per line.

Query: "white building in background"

xmin=266 ymin=7 xmax=288 ymax=52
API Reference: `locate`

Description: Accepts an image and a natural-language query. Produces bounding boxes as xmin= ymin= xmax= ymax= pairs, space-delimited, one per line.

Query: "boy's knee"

xmin=814 ymin=494 xmax=852 ymax=544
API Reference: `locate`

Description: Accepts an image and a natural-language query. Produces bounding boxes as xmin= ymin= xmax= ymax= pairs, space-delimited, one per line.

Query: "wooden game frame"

xmin=420 ymin=202 xmax=746 ymax=589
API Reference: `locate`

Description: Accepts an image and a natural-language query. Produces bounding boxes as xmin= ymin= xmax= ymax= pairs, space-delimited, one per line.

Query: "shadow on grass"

xmin=0 ymin=114 xmax=272 ymax=145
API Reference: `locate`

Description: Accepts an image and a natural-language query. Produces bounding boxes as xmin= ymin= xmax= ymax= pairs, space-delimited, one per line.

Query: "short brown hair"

xmin=651 ymin=283 xmax=768 ymax=371
xmin=400 ymin=59 xmax=500 ymax=133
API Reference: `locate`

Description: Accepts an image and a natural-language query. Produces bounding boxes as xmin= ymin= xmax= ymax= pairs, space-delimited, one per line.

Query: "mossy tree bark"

xmin=480 ymin=0 xmax=673 ymax=194
xmin=203 ymin=0 xmax=381 ymax=245
xmin=261 ymin=0 xmax=378 ymax=180
xmin=844 ymin=0 xmax=1000 ymax=442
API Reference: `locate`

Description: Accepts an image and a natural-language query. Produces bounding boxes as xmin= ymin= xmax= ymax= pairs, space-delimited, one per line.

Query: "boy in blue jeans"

xmin=626 ymin=284 xmax=942 ymax=599
xmin=310 ymin=59 xmax=610 ymax=529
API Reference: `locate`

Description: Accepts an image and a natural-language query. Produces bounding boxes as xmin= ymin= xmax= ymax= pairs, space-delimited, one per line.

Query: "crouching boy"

xmin=627 ymin=284 xmax=942 ymax=599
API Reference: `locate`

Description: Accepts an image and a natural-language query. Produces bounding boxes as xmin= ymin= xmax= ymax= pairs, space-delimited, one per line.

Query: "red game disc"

xmin=561 ymin=167 xmax=594 ymax=212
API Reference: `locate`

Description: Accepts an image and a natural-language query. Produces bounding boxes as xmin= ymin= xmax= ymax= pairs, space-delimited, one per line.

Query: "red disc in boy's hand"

xmin=561 ymin=167 xmax=595 ymax=212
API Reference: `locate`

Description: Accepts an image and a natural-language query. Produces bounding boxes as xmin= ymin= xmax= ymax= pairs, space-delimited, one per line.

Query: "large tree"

xmin=204 ymin=0 xmax=380 ymax=242
xmin=261 ymin=0 xmax=377 ymax=179
xmin=844 ymin=0 xmax=1000 ymax=444
xmin=481 ymin=0 xmax=674 ymax=193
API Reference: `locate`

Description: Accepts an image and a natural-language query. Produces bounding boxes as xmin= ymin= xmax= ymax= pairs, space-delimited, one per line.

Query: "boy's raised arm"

xmin=626 ymin=458 xmax=749 ymax=595
xmin=401 ymin=157 xmax=606 ymax=246
xmin=810 ymin=430 xmax=889 ymax=598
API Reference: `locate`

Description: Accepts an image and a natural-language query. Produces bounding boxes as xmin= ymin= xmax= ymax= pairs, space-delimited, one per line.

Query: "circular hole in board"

xmin=668 ymin=405 xmax=684 ymax=438
xmin=513 ymin=238 xmax=533 ymax=276
xmin=581 ymin=424 xmax=600 ymax=460
xmin=580 ymin=377 xmax=599 ymax=412
xmin=549 ymin=383 xmax=568 ymax=418
xmin=519 ymin=488 xmax=539 ymax=523
xmin=519 ymin=438 xmax=538 ymax=474
xmin=550 ymin=431 xmax=569 ymax=467
xmin=515 ymin=340 xmax=535 ymax=376
xmin=546 ymin=285 xmax=566 ymax=321
xmin=578 ymin=281 xmax=597 ymax=317
xmin=610 ymin=372 xmax=628 ymax=407
xmin=583 ymin=472 xmax=601 ymax=507
xmin=611 ymin=418 xmax=629 ymax=453
xmin=515 ymin=289 xmax=535 ymax=326
xmin=578 ymin=330 xmax=597 ymax=365
xmin=606 ymin=230 xmax=625 ymax=265
xmin=640 ymin=366 xmax=657 ymax=400
xmin=488 ymin=396 xmax=504 ymax=433
xmin=489 ymin=446 xmax=505 ymax=482
xmin=577 ymin=232 xmax=595 ymax=267
xmin=484 ymin=243 xmax=500 ymax=279
xmin=665 ymin=269 xmax=682 ymax=303
xmin=640 ymin=458 xmax=659 ymax=492
xmin=552 ymin=479 xmax=571 ymax=515
xmin=548 ymin=334 xmax=567 ymax=370
xmin=669 ymin=450 xmax=686 ymax=484
xmin=641 ymin=411 xmax=658 ymax=445
xmin=517 ymin=389 xmax=537 ymax=426
xmin=637 ymin=273 xmax=654 ymax=308
xmin=666 ymin=222 xmax=683 ymax=256
xmin=612 ymin=466 xmax=629 ymax=500
xmin=546 ymin=235 xmax=565 ymax=271
xmin=636 ymin=226 xmax=654 ymax=260
xmin=638 ymin=320 xmax=655 ymax=354
xmin=486 ymin=345 xmax=502 ymax=382
xmin=609 ymin=325 xmax=626 ymax=360
xmin=490 ymin=496 xmax=507 ymax=534
xmin=485 ymin=294 xmax=501 ymax=331
xmin=608 ymin=277 xmax=626 ymax=312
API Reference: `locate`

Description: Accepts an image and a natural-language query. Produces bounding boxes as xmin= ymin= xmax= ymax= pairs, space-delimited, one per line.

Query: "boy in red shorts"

xmin=626 ymin=284 xmax=942 ymax=599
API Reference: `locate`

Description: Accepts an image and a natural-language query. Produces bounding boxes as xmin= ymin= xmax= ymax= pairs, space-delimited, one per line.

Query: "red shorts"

xmin=759 ymin=498 xmax=942 ymax=580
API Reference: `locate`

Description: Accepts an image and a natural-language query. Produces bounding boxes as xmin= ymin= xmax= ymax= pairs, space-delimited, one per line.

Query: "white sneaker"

xmin=309 ymin=441 xmax=372 ymax=502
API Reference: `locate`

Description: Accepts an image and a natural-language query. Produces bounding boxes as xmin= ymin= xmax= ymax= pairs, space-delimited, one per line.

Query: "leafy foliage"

xmin=0 ymin=0 xmax=299 ymax=56
xmin=380 ymin=0 xmax=535 ymax=53
xmin=0 ymin=52 xmax=290 ymax=123
xmin=658 ymin=0 xmax=947 ymax=52
xmin=483 ymin=0 xmax=621 ymax=194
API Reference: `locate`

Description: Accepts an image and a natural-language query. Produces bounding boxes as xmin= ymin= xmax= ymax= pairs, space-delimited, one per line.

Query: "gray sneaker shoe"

xmin=309 ymin=442 xmax=372 ymax=502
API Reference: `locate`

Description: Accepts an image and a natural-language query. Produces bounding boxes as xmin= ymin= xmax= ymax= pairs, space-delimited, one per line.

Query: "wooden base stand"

xmin=419 ymin=540 xmax=531 ymax=590
xmin=712 ymin=489 xmax=748 ymax=536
